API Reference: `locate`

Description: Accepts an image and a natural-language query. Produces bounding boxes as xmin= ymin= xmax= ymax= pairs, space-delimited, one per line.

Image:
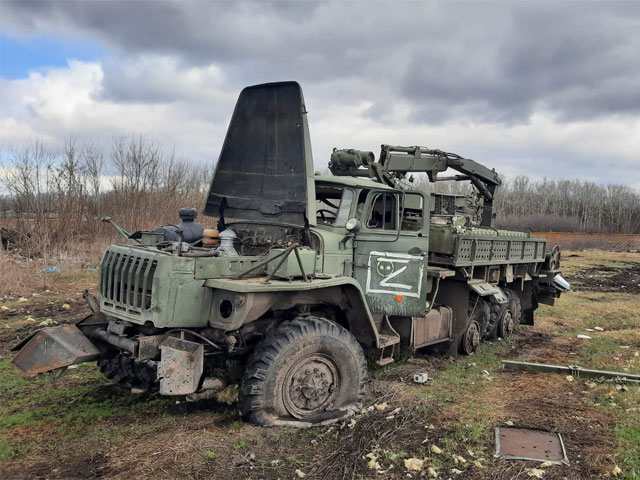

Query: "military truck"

xmin=12 ymin=82 xmax=570 ymax=427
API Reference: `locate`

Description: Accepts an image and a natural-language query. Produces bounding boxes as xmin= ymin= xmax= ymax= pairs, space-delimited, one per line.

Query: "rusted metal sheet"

xmin=412 ymin=307 xmax=452 ymax=349
xmin=158 ymin=336 xmax=203 ymax=395
xmin=390 ymin=306 xmax=452 ymax=351
xmin=12 ymin=324 xmax=101 ymax=376
xmin=137 ymin=334 xmax=165 ymax=360
xmin=502 ymin=360 xmax=640 ymax=383
xmin=495 ymin=426 xmax=569 ymax=465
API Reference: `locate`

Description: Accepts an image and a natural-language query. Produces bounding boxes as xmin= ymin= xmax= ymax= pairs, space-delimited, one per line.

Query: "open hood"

xmin=204 ymin=81 xmax=314 ymax=227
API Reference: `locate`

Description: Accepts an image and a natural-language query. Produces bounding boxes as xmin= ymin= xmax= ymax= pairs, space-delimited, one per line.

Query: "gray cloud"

xmin=401 ymin=3 xmax=640 ymax=123
xmin=2 ymin=0 xmax=640 ymax=189
xmin=7 ymin=1 xmax=640 ymax=125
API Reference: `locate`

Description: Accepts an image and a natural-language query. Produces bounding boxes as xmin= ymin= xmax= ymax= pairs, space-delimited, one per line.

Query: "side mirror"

xmin=345 ymin=218 xmax=362 ymax=233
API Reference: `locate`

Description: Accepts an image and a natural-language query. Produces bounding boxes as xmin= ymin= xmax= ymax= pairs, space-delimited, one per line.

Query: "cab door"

xmin=353 ymin=190 xmax=429 ymax=317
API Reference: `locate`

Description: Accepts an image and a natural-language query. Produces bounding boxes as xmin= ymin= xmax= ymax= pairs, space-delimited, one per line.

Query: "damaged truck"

xmin=12 ymin=82 xmax=570 ymax=426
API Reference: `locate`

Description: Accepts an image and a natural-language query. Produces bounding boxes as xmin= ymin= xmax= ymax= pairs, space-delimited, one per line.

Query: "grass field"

xmin=1 ymin=249 xmax=639 ymax=479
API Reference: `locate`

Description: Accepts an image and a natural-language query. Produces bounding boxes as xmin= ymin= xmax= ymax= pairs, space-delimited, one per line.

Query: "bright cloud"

xmin=1 ymin=1 xmax=639 ymax=187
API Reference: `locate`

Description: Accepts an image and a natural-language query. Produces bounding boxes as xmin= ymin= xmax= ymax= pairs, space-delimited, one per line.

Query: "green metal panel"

xmin=99 ymin=244 xmax=209 ymax=328
xmin=204 ymin=275 xmax=364 ymax=292
xmin=266 ymin=247 xmax=316 ymax=279
xmin=353 ymin=190 xmax=430 ymax=316
xmin=194 ymin=255 xmax=268 ymax=279
xmin=310 ymin=227 xmax=354 ymax=275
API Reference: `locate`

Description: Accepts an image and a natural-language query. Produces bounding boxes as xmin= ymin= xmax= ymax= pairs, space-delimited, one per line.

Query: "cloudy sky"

xmin=1 ymin=0 xmax=640 ymax=189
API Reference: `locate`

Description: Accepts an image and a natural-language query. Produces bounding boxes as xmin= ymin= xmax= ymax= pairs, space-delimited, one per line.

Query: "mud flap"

xmin=157 ymin=337 xmax=204 ymax=395
xmin=470 ymin=282 xmax=508 ymax=304
xmin=11 ymin=324 xmax=101 ymax=375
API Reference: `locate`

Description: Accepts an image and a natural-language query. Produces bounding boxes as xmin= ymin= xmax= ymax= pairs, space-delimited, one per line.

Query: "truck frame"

xmin=12 ymin=82 xmax=569 ymax=427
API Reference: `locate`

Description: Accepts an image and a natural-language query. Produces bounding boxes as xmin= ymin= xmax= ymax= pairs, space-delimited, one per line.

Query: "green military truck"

xmin=12 ymin=82 xmax=569 ymax=426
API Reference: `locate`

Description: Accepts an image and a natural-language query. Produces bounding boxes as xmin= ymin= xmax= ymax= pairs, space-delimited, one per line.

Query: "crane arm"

xmin=379 ymin=145 xmax=502 ymax=195
xmin=378 ymin=145 xmax=501 ymax=227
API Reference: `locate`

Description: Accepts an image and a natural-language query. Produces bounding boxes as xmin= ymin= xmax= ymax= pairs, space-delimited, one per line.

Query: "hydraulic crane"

xmin=329 ymin=144 xmax=502 ymax=227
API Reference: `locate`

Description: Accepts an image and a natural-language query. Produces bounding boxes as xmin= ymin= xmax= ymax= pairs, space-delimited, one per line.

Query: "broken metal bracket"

xmin=158 ymin=336 xmax=204 ymax=395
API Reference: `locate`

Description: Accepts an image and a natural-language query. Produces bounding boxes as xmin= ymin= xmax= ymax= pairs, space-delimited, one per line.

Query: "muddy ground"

xmin=571 ymin=261 xmax=640 ymax=295
xmin=1 ymin=250 xmax=639 ymax=479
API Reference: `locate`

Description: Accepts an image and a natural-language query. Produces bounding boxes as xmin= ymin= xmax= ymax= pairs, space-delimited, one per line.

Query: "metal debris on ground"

xmin=413 ymin=372 xmax=429 ymax=383
xmin=495 ymin=426 xmax=569 ymax=465
xmin=501 ymin=360 xmax=640 ymax=383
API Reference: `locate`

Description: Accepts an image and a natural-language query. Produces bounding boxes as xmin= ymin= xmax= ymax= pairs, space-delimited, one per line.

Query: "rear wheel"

xmin=460 ymin=298 xmax=488 ymax=355
xmin=487 ymin=298 xmax=517 ymax=340
xmin=460 ymin=317 xmax=481 ymax=355
xmin=240 ymin=316 xmax=367 ymax=426
xmin=497 ymin=306 xmax=516 ymax=339
xmin=491 ymin=301 xmax=515 ymax=339
xmin=501 ymin=289 xmax=522 ymax=338
xmin=468 ymin=296 xmax=490 ymax=341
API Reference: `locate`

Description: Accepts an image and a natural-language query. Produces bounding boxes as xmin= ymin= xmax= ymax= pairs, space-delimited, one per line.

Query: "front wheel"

xmin=240 ymin=316 xmax=367 ymax=426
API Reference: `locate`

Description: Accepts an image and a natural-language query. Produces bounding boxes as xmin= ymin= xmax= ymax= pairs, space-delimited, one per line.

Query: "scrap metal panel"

xmin=495 ymin=426 xmax=569 ymax=465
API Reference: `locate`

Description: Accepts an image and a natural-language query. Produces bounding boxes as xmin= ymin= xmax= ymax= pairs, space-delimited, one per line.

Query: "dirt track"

xmin=1 ymin=250 xmax=639 ymax=479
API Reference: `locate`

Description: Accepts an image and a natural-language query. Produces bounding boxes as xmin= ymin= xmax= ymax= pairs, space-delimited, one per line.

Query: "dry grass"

xmin=0 ymin=244 xmax=106 ymax=297
xmin=1 ymin=249 xmax=639 ymax=479
xmin=0 ymin=250 xmax=27 ymax=296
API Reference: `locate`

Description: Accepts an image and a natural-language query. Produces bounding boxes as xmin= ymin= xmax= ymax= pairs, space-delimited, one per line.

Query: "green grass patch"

xmin=202 ymin=450 xmax=217 ymax=458
xmin=614 ymin=424 xmax=640 ymax=479
xmin=411 ymin=341 xmax=508 ymax=404
xmin=0 ymin=437 xmax=20 ymax=461
xmin=0 ymin=357 xmax=175 ymax=461
xmin=595 ymin=388 xmax=640 ymax=480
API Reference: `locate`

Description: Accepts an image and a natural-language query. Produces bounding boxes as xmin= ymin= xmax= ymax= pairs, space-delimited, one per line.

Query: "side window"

xmin=367 ymin=193 xmax=397 ymax=230
xmin=401 ymin=193 xmax=424 ymax=231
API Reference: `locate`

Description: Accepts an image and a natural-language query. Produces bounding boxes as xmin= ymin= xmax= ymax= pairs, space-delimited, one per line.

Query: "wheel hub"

xmin=464 ymin=321 xmax=480 ymax=354
xmin=500 ymin=310 xmax=514 ymax=338
xmin=283 ymin=354 xmax=340 ymax=419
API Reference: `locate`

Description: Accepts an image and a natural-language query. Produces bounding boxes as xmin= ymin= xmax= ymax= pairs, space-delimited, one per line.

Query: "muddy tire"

xmin=487 ymin=301 xmax=514 ymax=340
xmin=505 ymin=288 xmax=522 ymax=325
xmin=469 ymin=296 xmax=490 ymax=340
xmin=459 ymin=298 xmax=487 ymax=355
xmin=240 ymin=316 xmax=367 ymax=426
xmin=98 ymin=355 xmax=158 ymax=389
xmin=460 ymin=316 xmax=481 ymax=355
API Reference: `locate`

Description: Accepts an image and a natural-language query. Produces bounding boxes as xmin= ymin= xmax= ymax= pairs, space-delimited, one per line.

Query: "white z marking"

xmin=379 ymin=265 xmax=411 ymax=290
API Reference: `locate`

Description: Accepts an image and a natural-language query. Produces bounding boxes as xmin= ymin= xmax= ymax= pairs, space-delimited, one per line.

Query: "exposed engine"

xmin=142 ymin=209 xmax=306 ymax=258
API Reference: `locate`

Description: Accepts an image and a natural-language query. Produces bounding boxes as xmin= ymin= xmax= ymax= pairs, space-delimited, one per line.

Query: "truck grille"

xmin=100 ymin=251 xmax=158 ymax=313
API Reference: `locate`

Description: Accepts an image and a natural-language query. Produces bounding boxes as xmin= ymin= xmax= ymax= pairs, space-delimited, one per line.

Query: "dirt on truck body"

xmin=11 ymin=81 xmax=569 ymax=427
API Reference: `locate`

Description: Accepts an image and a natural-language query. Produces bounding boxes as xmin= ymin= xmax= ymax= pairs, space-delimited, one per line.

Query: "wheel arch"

xmin=204 ymin=278 xmax=380 ymax=349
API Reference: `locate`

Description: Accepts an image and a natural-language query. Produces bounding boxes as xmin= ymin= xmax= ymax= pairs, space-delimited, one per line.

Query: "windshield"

xmin=315 ymin=185 xmax=354 ymax=227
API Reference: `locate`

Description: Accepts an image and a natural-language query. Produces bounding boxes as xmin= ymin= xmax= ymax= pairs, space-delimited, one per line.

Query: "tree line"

xmin=494 ymin=176 xmax=640 ymax=234
xmin=1 ymin=136 xmax=639 ymax=256
xmin=420 ymin=172 xmax=639 ymax=234
xmin=0 ymin=136 xmax=211 ymax=254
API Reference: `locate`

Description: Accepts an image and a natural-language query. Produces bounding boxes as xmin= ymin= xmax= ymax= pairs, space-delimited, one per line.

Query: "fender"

xmin=204 ymin=276 xmax=381 ymax=348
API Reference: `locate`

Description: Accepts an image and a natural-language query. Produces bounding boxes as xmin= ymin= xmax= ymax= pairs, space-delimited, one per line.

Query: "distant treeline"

xmin=422 ymin=174 xmax=640 ymax=234
xmin=494 ymin=176 xmax=640 ymax=234
xmin=1 ymin=137 xmax=639 ymax=255
xmin=0 ymin=137 xmax=210 ymax=254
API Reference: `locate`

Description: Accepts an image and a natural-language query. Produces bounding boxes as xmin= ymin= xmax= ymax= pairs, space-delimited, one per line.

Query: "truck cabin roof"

xmin=314 ymin=175 xmax=397 ymax=191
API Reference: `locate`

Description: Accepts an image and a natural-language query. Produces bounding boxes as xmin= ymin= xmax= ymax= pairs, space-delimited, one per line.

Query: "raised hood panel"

xmin=204 ymin=81 xmax=314 ymax=227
